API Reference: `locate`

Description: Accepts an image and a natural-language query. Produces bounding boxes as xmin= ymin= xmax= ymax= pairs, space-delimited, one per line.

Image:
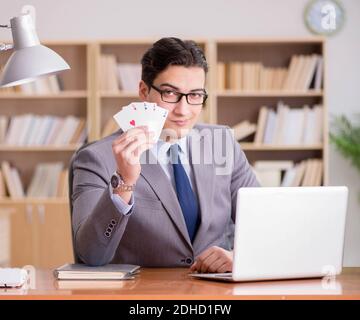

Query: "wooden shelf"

xmin=100 ymin=91 xmax=139 ymax=98
xmin=215 ymin=37 xmax=325 ymax=44
xmin=239 ymin=143 xmax=323 ymax=151
xmin=0 ymin=90 xmax=88 ymax=99
xmin=216 ymin=90 xmax=323 ymax=97
xmin=0 ymin=145 xmax=82 ymax=152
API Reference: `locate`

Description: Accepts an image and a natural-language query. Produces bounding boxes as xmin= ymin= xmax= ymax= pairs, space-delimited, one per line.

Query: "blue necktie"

xmin=170 ymin=144 xmax=200 ymax=243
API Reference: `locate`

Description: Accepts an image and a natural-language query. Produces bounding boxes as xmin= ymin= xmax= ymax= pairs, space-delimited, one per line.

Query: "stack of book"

xmin=217 ymin=54 xmax=322 ymax=91
xmin=54 ymin=263 xmax=140 ymax=280
xmin=0 ymin=75 xmax=63 ymax=94
xmin=0 ymin=114 xmax=87 ymax=146
xmin=283 ymin=54 xmax=323 ymax=91
xmin=99 ymin=54 xmax=141 ymax=92
xmin=252 ymin=159 xmax=323 ymax=187
xmin=0 ymin=161 xmax=69 ymax=199
xmin=253 ymin=102 xmax=323 ymax=145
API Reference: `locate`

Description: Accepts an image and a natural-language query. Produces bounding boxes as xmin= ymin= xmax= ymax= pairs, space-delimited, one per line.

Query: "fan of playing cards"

xmin=113 ymin=102 xmax=169 ymax=143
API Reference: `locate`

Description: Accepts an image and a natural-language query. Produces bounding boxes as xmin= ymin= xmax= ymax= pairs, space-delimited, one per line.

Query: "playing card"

xmin=113 ymin=102 xmax=168 ymax=143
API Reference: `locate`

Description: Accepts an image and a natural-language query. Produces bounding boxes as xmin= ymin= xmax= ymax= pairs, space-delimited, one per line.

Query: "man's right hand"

xmin=111 ymin=126 xmax=155 ymax=203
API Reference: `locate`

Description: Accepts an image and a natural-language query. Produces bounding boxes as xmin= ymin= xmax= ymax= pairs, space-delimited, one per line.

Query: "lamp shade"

xmin=0 ymin=14 xmax=70 ymax=87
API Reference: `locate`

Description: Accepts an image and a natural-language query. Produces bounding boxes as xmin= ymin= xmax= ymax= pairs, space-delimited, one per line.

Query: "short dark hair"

xmin=141 ymin=37 xmax=208 ymax=86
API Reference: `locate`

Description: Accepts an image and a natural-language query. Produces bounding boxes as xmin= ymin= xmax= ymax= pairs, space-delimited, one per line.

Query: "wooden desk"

xmin=1 ymin=268 xmax=360 ymax=300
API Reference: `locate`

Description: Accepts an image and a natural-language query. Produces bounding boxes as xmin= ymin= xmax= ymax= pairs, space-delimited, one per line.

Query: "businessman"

xmin=71 ymin=37 xmax=260 ymax=272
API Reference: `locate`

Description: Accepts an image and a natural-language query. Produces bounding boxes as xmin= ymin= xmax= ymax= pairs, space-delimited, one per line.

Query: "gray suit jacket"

xmin=71 ymin=123 xmax=259 ymax=266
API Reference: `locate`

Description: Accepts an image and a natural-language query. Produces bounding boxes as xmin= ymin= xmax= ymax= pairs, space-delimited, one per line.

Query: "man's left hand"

xmin=189 ymin=246 xmax=233 ymax=273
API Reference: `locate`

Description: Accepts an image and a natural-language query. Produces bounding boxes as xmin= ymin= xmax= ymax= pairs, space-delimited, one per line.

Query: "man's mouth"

xmin=171 ymin=119 xmax=190 ymax=126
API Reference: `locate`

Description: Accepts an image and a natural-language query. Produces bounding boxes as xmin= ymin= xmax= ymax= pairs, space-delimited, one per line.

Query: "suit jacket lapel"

xmin=139 ymin=150 xmax=192 ymax=249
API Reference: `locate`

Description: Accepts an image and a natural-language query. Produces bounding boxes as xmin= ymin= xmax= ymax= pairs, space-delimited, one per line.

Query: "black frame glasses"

xmin=150 ymin=84 xmax=208 ymax=105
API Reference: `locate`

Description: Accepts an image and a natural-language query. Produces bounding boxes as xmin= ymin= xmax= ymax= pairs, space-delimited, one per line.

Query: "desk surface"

xmin=1 ymin=268 xmax=360 ymax=300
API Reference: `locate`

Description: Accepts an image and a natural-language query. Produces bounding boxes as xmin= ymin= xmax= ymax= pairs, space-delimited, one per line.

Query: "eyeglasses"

xmin=150 ymin=84 xmax=208 ymax=105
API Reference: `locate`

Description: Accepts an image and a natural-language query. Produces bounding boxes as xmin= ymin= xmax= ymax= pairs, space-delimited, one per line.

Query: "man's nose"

xmin=173 ymin=95 xmax=191 ymax=115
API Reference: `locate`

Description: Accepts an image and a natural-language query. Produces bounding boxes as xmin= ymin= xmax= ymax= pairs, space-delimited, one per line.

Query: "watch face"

xmin=304 ymin=0 xmax=345 ymax=36
xmin=111 ymin=174 xmax=119 ymax=188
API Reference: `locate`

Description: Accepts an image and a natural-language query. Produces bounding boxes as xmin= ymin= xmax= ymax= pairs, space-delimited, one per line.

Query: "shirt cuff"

xmin=109 ymin=183 xmax=134 ymax=215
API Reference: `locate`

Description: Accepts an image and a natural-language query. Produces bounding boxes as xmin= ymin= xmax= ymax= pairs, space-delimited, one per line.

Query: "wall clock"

xmin=304 ymin=0 xmax=345 ymax=36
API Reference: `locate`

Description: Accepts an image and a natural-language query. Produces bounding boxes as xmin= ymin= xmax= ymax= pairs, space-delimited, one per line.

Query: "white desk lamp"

xmin=0 ymin=13 xmax=70 ymax=88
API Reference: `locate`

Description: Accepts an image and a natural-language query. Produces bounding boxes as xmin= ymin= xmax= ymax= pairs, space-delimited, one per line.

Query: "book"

xmin=314 ymin=57 xmax=323 ymax=90
xmin=27 ymin=162 xmax=64 ymax=197
xmin=217 ymin=62 xmax=226 ymax=90
xmin=254 ymin=106 xmax=268 ymax=144
xmin=0 ymin=170 xmax=6 ymax=197
xmin=11 ymin=168 xmax=25 ymax=198
xmin=0 ymin=116 xmax=8 ymax=144
xmin=231 ymin=120 xmax=257 ymax=141
xmin=253 ymin=168 xmax=282 ymax=187
xmin=263 ymin=109 xmax=277 ymax=144
xmin=254 ymin=160 xmax=294 ymax=171
xmin=291 ymin=161 xmax=306 ymax=187
xmin=117 ymin=63 xmax=142 ymax=92
xmin=302 ymin=159 xmax=316 ymax=186
xmin=313 ymin=160 xmax=323 ymax=186
xmin=281 ymin=167 xmax=298 ymax=187
xmin=69 ymin=118 xmax=86 ymax=144
xmin=228 ymin=62 xmax=241 ymax=90
xmin=301 ymin=54 xmax=319 ymax=90
xmin=54 ymin=263 xmax=140 ymax=280
xmin=281 ymin=107 xmax=306 ymax=145
xmin=99 ymin=54 xmax=119 ymax=92
xmin=272 ymin=102 xmax=288 ymax=144
xmin=282 ymin=55 xmax=296 ymax=90
xmin=56 ymin=169 xmax=69 ymax=198
xmin=253 ymin=160 xmax=294 ymax=187
xmin=1 ymin=162 xmax=18 ymax=198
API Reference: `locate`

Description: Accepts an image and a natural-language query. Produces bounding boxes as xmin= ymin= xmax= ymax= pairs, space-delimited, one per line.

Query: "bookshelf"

xmin=0 ymin=37 xmax=328 ymax=267
xmin=0 ymin=41 xmax=92 ymax=267
xmin=209 ymin=38 xmax=328 ymax=186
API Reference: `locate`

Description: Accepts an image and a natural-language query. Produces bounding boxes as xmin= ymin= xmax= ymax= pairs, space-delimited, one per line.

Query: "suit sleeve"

xmin=228 ymin=127 xmax=261 ymax=222
xmin=72 ymin=146 xmax=133 ymax=266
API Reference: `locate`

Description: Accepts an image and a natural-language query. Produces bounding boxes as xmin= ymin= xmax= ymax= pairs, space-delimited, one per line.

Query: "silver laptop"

xmin=190 ymin=186 xmax=348 ymax=282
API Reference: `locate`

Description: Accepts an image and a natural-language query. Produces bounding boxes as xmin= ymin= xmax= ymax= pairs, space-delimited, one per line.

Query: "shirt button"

xmin=185 ymin=258 xmax=193 ymax=264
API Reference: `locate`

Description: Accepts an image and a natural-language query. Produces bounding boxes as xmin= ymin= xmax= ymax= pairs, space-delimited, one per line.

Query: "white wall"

xmin=1 ymin=0 xmax=359 ymax=266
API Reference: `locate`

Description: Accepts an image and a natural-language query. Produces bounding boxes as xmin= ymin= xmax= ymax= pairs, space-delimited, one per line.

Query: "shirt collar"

xmin=151 ymin=135 xmax=188 ymax=163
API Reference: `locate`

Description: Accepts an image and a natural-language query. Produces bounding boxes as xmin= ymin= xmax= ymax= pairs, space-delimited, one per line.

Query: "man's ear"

xmin=139 ymin=80 xmax=150 ymax=101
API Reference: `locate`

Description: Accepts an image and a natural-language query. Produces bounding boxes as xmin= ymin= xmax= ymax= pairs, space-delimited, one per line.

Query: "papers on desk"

xmin=54 ymin=263 xmax=140 ymax=280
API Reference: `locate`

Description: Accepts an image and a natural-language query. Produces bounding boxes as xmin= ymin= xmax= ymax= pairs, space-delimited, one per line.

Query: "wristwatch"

xmin=111 ymin=171 xmax=135 ymax=192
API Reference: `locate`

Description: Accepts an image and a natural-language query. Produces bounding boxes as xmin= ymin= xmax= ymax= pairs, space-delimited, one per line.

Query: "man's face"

xmin=139 ymin=65 xmax=206 ymax=140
